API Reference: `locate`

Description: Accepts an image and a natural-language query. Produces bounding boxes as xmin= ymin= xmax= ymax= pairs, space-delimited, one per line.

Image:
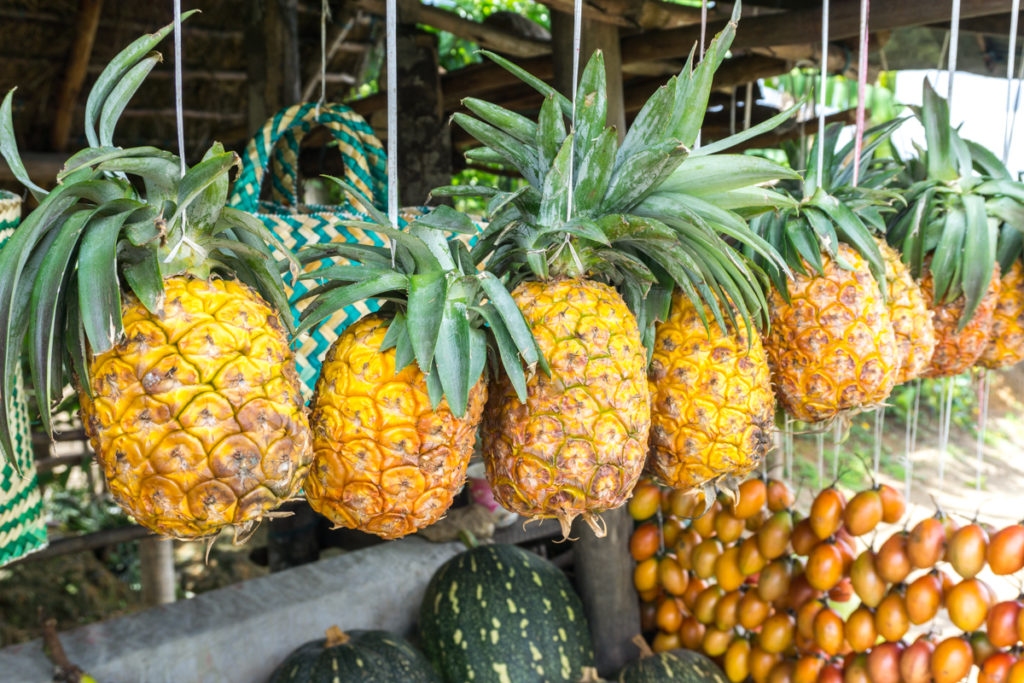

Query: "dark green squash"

xmin=617 ymin=647 xmax=729 ymax=683
xmin=268 ymin=626 xmax=439 ymax=682
xmin=419 ymin=543 xmax=595 ymax=683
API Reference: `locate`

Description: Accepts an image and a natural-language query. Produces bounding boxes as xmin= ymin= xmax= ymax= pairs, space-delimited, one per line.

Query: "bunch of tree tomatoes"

xmin=629 ymin=475 xmax=1024 ymax=683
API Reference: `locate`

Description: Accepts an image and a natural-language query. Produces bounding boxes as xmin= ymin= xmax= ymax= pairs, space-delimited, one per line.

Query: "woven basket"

xmin=0 ymin=190 xmax=47 ymax=566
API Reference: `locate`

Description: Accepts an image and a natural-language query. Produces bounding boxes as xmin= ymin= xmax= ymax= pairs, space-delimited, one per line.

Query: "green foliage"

xmin=423 ymin=0 xmax=549 ymax=71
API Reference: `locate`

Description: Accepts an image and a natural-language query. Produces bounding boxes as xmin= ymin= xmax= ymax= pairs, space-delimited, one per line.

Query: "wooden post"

xmin=245 ymin=0 xmax=301 ymax=136
xmin=139 ymin=537 xmax=176 ymax=606
xmin=51 ymin=0 xmax=103 ymax=151
xmin=394 ymin=25 xmax=451 ymax=205
xmin=552 ymin=12 xmax=641 ymax=676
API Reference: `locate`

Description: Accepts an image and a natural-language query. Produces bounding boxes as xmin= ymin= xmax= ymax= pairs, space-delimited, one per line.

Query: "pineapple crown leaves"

xmin=887 ymin=79 xmax=1014 ymax=327
xmin=295 ymin=177 xmax=545 ymax=418
xmin=0 ymin=17 xmax=297 ymax=466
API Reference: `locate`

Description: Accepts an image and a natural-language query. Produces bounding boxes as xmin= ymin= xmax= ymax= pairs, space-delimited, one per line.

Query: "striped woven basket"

xmin=0 ymin=190 xmax=47 ymax=566
xmin=228 ymin=102 xmax=395 ymax=396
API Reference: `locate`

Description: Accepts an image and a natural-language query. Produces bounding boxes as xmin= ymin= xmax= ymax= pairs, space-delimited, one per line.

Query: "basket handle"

xmin=229 ymin=102 xmax=388 ymax=214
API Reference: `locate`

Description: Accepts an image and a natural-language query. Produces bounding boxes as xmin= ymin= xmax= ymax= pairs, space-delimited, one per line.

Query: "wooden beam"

xmin=51 ymin=0 xmax=103 ymax=151
xmin=621 ymin=0 xmax=1018 ymax=65
xmin=139 ymin=538 xmax=176 ymax=606
xmin=8 ymin=525 xmax=154 ymax=565
xmin=356 ymin=0 xmax=550 ymax=57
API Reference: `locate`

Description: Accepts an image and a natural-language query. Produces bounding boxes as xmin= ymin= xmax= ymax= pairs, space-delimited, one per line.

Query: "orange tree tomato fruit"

xmin=658 ymin=555 xmax=688 ymax=596
xmin=738 ymin=590 xmax=772 ymax=630
xmin=874 ymin=591 xmax=910 ymax=642
xmin=748 ymin=644 xmax=782 ymax=683
xmin=758 ymin=558 xmax=793 ymax=603
xmin=979 ymin=651 xmax=1016 ymax=683
xmin=844 ymin=489 xmax=884 ymax=537
xmin=679 ymin=615 xmax=706 ymax=650
xmin=850 ymin=549 xmax=887 ymax=608
xmin=655 ymin=597 xmax=683 ymax=632
xmin=796 ymin=599 xmax=825 ymax=640
xmin=692 ymin=500 xmax=721 ymax=538
xmin=733 ymin=478 xmax=768 ymax=519
xmin=723 ymin=637 xmax=752 ymax=683
xmin=809 ymin=488 xmax=845 ymax=540
xmin=907 ymin=516 xmax=946 ymax=568
xmin=791 ymin=518 xmax=819 ymax=556
xmin=634 ymin=556 xmax=659 ymax=592
xmin=758 ymin=611 xmax=796 ymax=654
xmin=693 ymin=584 xmax=724 ymax=625
xmin=715 ymin=545 xmax=746 ymax=592
xmin=812 ymin=606 xmax=844 ymax=657
xmin=806 ymin=541 xmax=844 ymax=591
xmin=670 ymin=487 xmax=708 ymax=519
xmin=652 ymin=630 xmax=681 ymax=653
xmin=947 ymin=577 xmax=994 ymax=632
xmin=739 ymin=535 xmax=769 ymax=576
xmin=877 ymin=483 xmax=905 ymax=524
xmin=716 ymin=509 xmax=747 ymax=544
xmin=630 ymin=522 xmax=661 ymax=562
xmin=875 ymin=531 xmax=912 ymax=584
xmin=792 ymin=654 xmax=825 ymax=683
xmin=843 ymin=605 xmax=877 ymax=653
xmin=905 ymin=571 xmax=942 ymax=625
xmin=947 ymin=522 xmax=988 ymax=579
xmin=987 ymin=599 xmax=1023 ymax=649
xmin=900 ymin=636 xmax=936 ymax=683
xmin=715 ymin=589 xmax=743 ymax=631
xmin=628 ymin=483 xmax=662 ymax=520
xmin=767 ymin=479 xmax=795 ymax=512
xmin=757 ymin=511 xmax=794 ymax=561
xmin=866 ymin=641 xmax=904 ymax=683
xmin=931 ymin=636 xmax=974 ymax=683
xmin=692 ymin=537 xmax=723 ymax=579
xmin=702 ymin=625 xmax=733 ymax=657
xmin=988 ymin=524 xmax=1024 ymax=575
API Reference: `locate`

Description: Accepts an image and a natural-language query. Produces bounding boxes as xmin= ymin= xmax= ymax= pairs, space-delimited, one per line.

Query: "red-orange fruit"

xmin=875 ymin=531 xmax=912 ymax=583
xmin=693 ymin=584 xmax=724 ymax=624
xmin=767 ymin=479 xmax=795 ymax=512
xmin=850 ymin=549 xmax=887 ymax=608
xmin=784 ymin=571 xmax=822 ymax=611
xmin=758 ymin=558 xmax=793 ymax=603
xmin=674 ymin=528 xmax=700 ymax=570
xmin=630 ymin=522 xmax=661 ymax=561
xmin=907 ymin=516 xmax=946 ymax=568
xmin=658 ymin=555 xmax=688 ymax=596
xmin=877 ymin=483 xmax=905 ymax=523
xmin=792 ymin=655 xmax=825 ymax=683
xmin=843 ymin=489 xmax=883 ymax=536
xmin=931 ymin=637 xmax=974 ymax=683
xmin=716 ymin=509 xmax=747 ymax=544
xmin=818 ymin=663 xmax=843 ymax=683
xmin=681 ymin=576 xmax=707 ymax=611
xmin=733 ymin=478 xmax=768 ymax=519
xmin=791 ymin=518 xmax=819 ymax=556
xmin=634 ymin=557 xmax=659 ymax=592
xmin=828 ymin=576 xmax=853 ymax=602
xmin=843 ymin=653 xmax=870 ymax=683
xmin=628 ymin=483 xmax=662 ymax=521
xmin=715 ymin=589 xmax=743 ymax=631
xmin=1009 ymin=660 xmax=1024 ymax=683
xmin=947 ymin=522 xmax=989 ymax=579
xmin=656 ymin=597 xmax=683 ymax=632
xmin=947 ymin=577 xmax=993 ymax=631
xmin=979 ymin=651 xmax=1017 ymax=683
xmin=652 ymin=630 xmax=682 ymax=653
xmin=749 ymin=645 xmax=782 ymax=683
xmin=702 ymin=625 xmax=732 ymax=657
xmin=758 ymin=510 xmax=795 ymax=560
xmin=905 ymin=571 xmax=942 ymax=625
xmin=900 ymin=637 xmax=936 ymax=683
xmin=715 ymin=545 xmax=746 ymax=592
xmin=724 ymin=638 xmax=752 ymax=683
xmin=767 ymin=660 xmax=796 ymax=683
xmin=844 ymin=605 xmax=876 ymax=653
xmin=867 ymin=641 xmax=904 ymax=683
xmin=640 ymin=600 xmax=658 ymax=632
xmin=809 ymin=488 xmax=844 ymax=540
xmin=759 ymin=612 xmax=796 ymax=654
xmin=806 ymin=541 xmax=844 ymax=591
xmin=874 ymin=591 xmax=909 ymax=642
xmin=670 ymin=487 xmax=709 ymax=518
xmin=797 ymin=599 xmax=825 ymax=641
xmin=813 ymin=606 xmax=844 ymax=656
xmin=692 ymin=500 xmax=720 ymax=538
xmin=739 ymin=535 xmax=769 ymax=576
xmin=692 ymin=537 xmax=723 ymax=579
xmin=972 ymin=631 xmax=999 ymax=668
xmin=987 ymin=599 xmax=1023 ymax=648
xmin=679 ymin=615 xmax=706 ymax=650
xmin=988 ymin=524 xmax=1024 ymax=575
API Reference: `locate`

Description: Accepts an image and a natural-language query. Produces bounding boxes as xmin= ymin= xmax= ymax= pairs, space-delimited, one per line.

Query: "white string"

xmin=744 ymin=82 xmax=753 ymax=130
xmin=815 ymin=0 xmax=830 ymax=189
xmin=1009 ymin=49 xmax=1024 ymax=156
xmin=976 ymin=371 xmax=990 ymax=492
xmin=565 ymin=0 xmax=583 ymax=223
xmin=783 ymin=414 xmax=793 ymax=481
xmin=385 ymin=0 xmax=398 ymax=238
xmin=947 ymin=0 xmax=962 ymax=103
xmin=873 ymin=407 xmax=885 ymax=477
xmin=695 ymin=0 xmax=708 ymax=149
xmin=1004 ymin=0 xmax=1022 ymax=163
xmin=317 ymin=0 xmax=331 ymax=117
xmin=832 ymin=421 xmax=841 ymax=479
xmin=816 ymin=431 xmax=825 ymax=488
xmin=905 ymin=379 xmax=921 ymax=501
xmin=173 ymin=0 xmax=185 ymax=178
xmin=729 ymin=89 xmax=736 ymax=136
xmin=851 ymin=0 xmax=869 ymax=187
xmin=937 ymin=377 xmax=954 ymax=488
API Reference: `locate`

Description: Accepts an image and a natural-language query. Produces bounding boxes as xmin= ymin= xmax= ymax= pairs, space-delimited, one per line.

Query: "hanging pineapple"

xmin=443 ymin=5 xmax=788 ymax=533
xmin=887 ymin=82 xmax=1003 ymax=378
xmin=752 ymin=124 xmax=901 ymax=423
xmin=295 ymin=191 xmax=542 ymax=539
xmin=965 ymin=142 xmax=1024 ymax=370
xmin=0 ymin=20 xmax=312 ymax=540
xmin=878 ymin=239 xmax=937 ymax=384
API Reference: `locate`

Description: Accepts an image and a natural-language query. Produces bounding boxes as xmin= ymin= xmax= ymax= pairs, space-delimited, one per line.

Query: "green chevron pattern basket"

xmin=228 ymin=102 xmax=393 ymax=395
xmin=0 ymin=190 xmax=47 ymax=566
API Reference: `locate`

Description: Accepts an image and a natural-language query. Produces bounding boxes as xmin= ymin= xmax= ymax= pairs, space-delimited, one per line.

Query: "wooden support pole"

xmin=51 ymin=0 xmax=103 ymax=151
xmin=394 ymin=25 xmax=453 ymax=205
xmin=550 ymin=12 xmax=641 ymax=677
xmin=139 ymin=537 xmax=176 ymax=607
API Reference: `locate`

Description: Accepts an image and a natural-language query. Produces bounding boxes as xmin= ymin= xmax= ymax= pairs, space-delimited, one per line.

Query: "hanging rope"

xmin=873 ymin=408 xmax=885 ymax=477
xmin=564 ymin=0 xmax=584 ymax=224
xmin=694 ymin=0 xmax=709 ymax=149
xmin=316 ymin=0 xmax=331 ymax=117
xmin=904 ymin=378 xmax=921 ymax=501
xmin=832 ymin=421 xmax=841 ymax=480
xmin=851 ymin=0 xmax=870 ymax=187
xmin=173 ymin=0 xmax=185 ymax=177
xmin=385 ymin=0 xmax=399 ymax=234
xmin=1008 ymin=46 xmax=1024 ymax=157
xmin=1004 ymin=0 xmax=1022 ymax=163
xmin=783 ymin=414 xmax=793 ymax=482
xmin=975 ymin=371 xmax=990 ymax=492
xmin=937 ymin=376 xmax=955 ymax=488
xmin=744 ymin=82 xmax=754 ymax=130
xmin=947 ymin=0 xmax=962 ymax=103
xmin=815 ymin=0 xmax=830 ymax=188
xmin=816 ymin=431 xmax=825 ymax=488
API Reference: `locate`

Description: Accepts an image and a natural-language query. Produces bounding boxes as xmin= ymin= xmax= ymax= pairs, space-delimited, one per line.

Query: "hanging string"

xmin=832 ymin=421 xmax=841 ymax=480
xmin=1004 ymin=0 xmax=1022 ymax=163
xmin=815 ymin=0 xmax=830 ymax=188
xmin=744 ymin=82 xmax=754 ymax=131
xmin=873 ymin=408 xmax=885 ymax=477
xmin=947 ymin=0 xmax=962 ymax=103
xmin=816 ymin=431 xmax=825 ymax=488
xmin=937 ymin=377 xmax=954 ymax=488
xmin=905 ymin=379 xmax=921 ymax=501
xmin=1008 ymin=47 xmax=1024 ymax=157
xmin=316 ymin=0 xmax=331 ymax=117
xmin=385 ymin=0 xmax=399 ymax=238
xmin=694 ymin=0 xmax=708 ymax=149
xmin=851 ymin=0 xmax=870 ymax=187
xmin=783 ymin=414 xmax=793 ymax=482
xmin=564 ymin=0 xmax=583 ymax=224
xmin=172 ymin=0 xmax=185 ymax=178
xmin=729 ymin=88 xmax=737 ymax=136
xmin=975 ymin=371 xmax=990 ymax=492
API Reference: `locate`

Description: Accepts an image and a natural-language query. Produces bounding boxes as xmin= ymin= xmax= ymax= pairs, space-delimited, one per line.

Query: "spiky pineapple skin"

xmin=649 ymin=293 xmax=774 ymax=490
xmin=878 ymin=241 xmax=936 ymax=384
xmin=921 ymin=265 xmax=1001 ymax=377
xmin=80 ymin=276 xmax=312 ymax=539
xmin=979 ymin=259 xmax=1024 ymax=369
xmin=766 ymin=244 xmax=898 ymax=423
xmin=482 ymin=278 xmax=650 ymax=531
xmin=305 ymin=315 xmax=486 ymax=540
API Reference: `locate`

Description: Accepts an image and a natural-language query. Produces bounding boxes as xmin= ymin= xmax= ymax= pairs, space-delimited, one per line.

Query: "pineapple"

xmin=446 ymin=5 xmax=785 ymax=532
xmin=980 ymin=259 xmax=1024 ymax=369
xmin=296 ymin=190 xmax=540 ymax=539
xmin=887 ymin=82 xmax=1007 ymax=378
xmin=878 ymin=240 xmax=936 ymax=384
xmin=648 ymin=293 xmax=775 ymax=490
xmin=0 ymin=19 xmax=311 ymax=539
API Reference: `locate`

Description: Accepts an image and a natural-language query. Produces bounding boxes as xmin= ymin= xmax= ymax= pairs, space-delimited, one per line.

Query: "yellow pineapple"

xmin=296 ymin=186 xmax=539 ymax=539
xmin=305 ymin=316 xmax=486 ymax=539
xmin=81 ymin=277 xmax=311 ymax=539
xmin=648 ymin=293 xmax=775 ymax=490
xmin=765 ymin=244 xmax=898 ymax=423
xmin=0 ymin=19 xmax=312 ymax=539
xmin=483 ymin=278 xmax=649 ymax=536
xmin=921 ymin=264 xmax=1001 ymax=377
xmin=878 ymin=240 xmax=936 ymax=384
xmin=979 ymin=259 xmax=1024 ymax=369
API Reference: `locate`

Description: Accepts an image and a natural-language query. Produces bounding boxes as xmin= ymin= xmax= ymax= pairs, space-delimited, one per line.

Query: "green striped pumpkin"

xmin=268 ymin=627 xmax=439 ymax=682
xmin=617 ymin=648 xmax=729 ymax=683
xmin=419 ymin=544 xmax=595 ymax=683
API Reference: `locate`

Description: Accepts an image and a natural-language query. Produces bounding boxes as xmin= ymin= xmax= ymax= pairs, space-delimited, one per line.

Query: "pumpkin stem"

xmin=324 ymin=625 xmax=350 ymax=647
xmin=631 ymin=634 xmax=654 ymax=659
xmin=577 ymin=666 xmax=604 ymax=682
xmin=458 ymin=528 xmax=479 ymax=549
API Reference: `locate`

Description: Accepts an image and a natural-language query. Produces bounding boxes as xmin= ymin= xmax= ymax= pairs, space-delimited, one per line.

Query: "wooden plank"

xmin=621 ymin=0 xmax=1017 ymax=64
xmin=356 ymin=0 xmax=550 ymax=57
xmin=50 ymin=0 xmax=103 ymax=151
